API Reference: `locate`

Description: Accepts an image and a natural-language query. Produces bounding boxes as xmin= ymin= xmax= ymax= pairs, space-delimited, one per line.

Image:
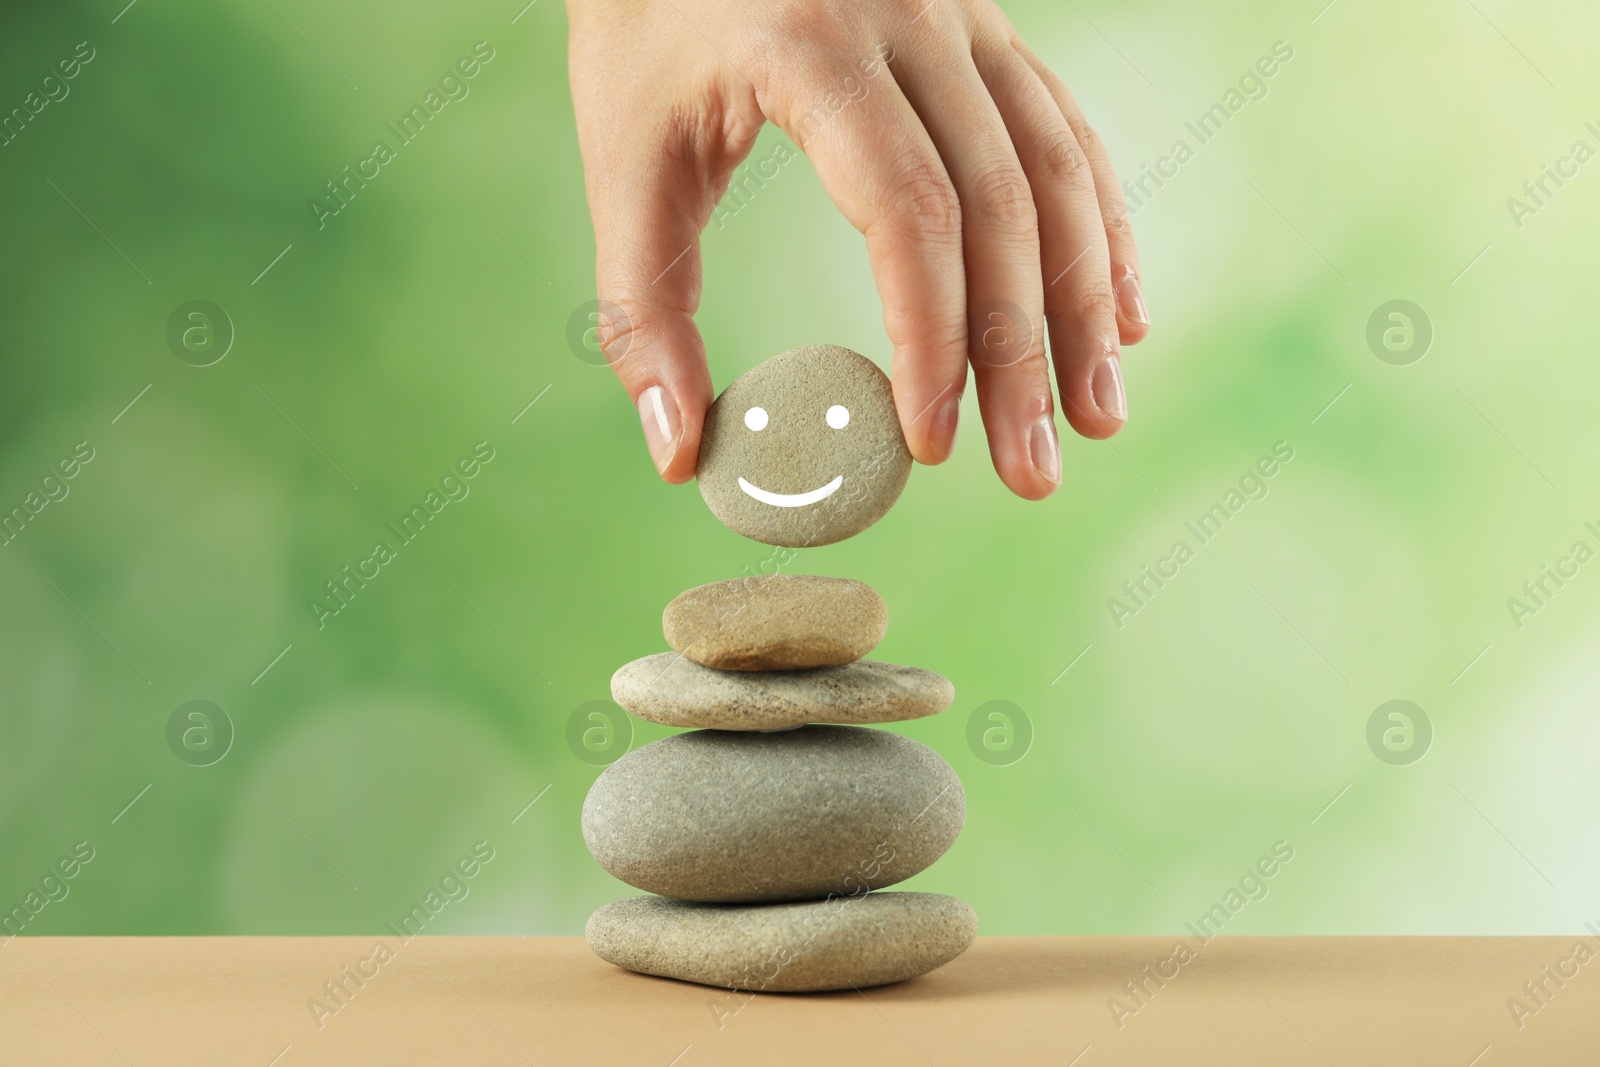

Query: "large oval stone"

xmin=697 ymin=346 xmax=912 ymax=547
xmin=587 ymin=892 xmax=977 ymax=992
xmin=611 ymin=653 xmax=952 ymax=732
xmin=663 ymin=574 xmax=887 ymax=671
xmin=581 ymin=726 xmax=964 ymax=903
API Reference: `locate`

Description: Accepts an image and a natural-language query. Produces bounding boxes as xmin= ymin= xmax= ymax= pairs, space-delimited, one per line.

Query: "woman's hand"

xmin=566 ymin=0 xmax=1148 ymax=499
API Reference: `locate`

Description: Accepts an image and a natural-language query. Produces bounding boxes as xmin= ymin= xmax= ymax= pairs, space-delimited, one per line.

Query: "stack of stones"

xmin=582 ymin=573 xmax=975 ymax=992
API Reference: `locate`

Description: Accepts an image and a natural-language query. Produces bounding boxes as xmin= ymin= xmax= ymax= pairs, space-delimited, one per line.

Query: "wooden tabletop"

xmin=1 ymin=936 xmax=1592 ymax=1065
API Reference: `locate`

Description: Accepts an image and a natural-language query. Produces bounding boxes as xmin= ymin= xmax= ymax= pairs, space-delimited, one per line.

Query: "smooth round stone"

xmin=587 ymin=892 xmax=977 ymax=992
xmin=611 ymin=653 xmax=951 ymax=731
xmin=581 ymin=726 xmax=964 ymax=902
xmin=698 ymin=345 xmax=912 ymax=548
xmin=663 ymin=574 xmax=887 ymax=671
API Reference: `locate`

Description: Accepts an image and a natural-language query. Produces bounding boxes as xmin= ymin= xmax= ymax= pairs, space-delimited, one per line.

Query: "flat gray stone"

xmin=611 ymin=653 xmax=951 ymax=731
xmin=587 ymin=892 xmax=977 ymax=992
xmin=698 ymin=346 xmax=912 ymax=547
xmin=582 ymin=726 xmax=964 ymax=902
xmin=663 ymin=574 xmax=887 ymax=671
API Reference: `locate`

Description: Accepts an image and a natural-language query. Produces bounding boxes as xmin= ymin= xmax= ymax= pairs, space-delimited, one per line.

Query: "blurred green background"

xmin=2 ymin=0 xmax=1596 ymax=940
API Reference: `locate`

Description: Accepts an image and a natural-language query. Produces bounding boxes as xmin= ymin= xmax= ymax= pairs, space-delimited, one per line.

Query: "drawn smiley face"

xmin=697 ymin=345 xmax=912 ymax=547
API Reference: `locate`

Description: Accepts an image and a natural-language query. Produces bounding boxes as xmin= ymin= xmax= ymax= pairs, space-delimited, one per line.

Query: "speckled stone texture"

xmin=581 ymin=726 xmax=965 ymax=903
xmin=611 ymin=653 xmax=952 ymax=731
xmin=697 ymin=346 xmax=912 ymax=548
xmin=663 ymin=574 xmax=887 ymax=671
xmin=586 ymin=892 xmax=977 ymax=992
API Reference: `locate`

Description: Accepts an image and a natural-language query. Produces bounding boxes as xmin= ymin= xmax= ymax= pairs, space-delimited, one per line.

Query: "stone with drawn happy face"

xmin=698 ymin=345 xmax=911 ymax=547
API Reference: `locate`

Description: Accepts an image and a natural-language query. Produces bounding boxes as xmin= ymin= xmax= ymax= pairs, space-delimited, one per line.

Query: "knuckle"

xmin=1040 ymin=132 xmax=1093 ymax=187
xmin=970 ymin=163 xmax=1038 ymax=230
xmin=976 ymin=337 xmax=1048 ymax=375
xmin=889 ymin=308 xmax=968 ymax=358
xmin=1103 ymin=207 xmax=1134 ymax=240
xmin=1071 ymin=279 xmax=1118 ymax=325
xmin=1068 ymin=117 xmax=1104 ymax=158
xmin=884 ymin=156 xmax=962 ymax=238
xmin=932 ymin=315 xmax=974 ymax=355
xmin=1015 ymin=346 xmax=1052 ymax=378
xmin=594 ymin=302 xmax=654 ymax=364
xmin=593 ymin=299 xmax=691 ymax=370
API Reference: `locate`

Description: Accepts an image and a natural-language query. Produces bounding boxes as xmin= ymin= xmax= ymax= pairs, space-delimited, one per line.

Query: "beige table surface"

xmin=1 ymin=936 xmax=1595 ymax=1065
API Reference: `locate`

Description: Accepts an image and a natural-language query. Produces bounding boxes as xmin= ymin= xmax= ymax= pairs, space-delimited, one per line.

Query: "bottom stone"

xmin=586 ymin=892 xmax=976 ymax=993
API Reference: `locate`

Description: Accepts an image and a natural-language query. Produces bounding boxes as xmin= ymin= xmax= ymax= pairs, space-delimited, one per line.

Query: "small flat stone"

xmin=587 ymin=892 xmax=977 ymax=992
xmin=611 ymin=653 xmax=951 ymax=731
xmin=698 ymin=345 xmax=912 ymax=547
xmin=582 ymin=725 xmax=965 ymax=903
xmin=663 ymin=574 xmax=887 ymax=671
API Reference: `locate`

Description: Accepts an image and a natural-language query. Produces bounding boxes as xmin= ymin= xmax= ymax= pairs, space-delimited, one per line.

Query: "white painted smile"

xmin=737 ymin=475 xmax=844 ymax=508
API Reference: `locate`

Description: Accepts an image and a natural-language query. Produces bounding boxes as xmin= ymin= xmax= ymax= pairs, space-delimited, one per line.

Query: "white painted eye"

xmin=744 ymin=406 xmax=769 ymax=431
xmin=826 ymin=405 xmax=850 ymax=429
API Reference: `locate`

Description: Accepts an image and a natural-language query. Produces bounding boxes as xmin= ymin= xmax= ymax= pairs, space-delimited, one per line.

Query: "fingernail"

xmin=637 ymin=385 xmax=680 ymax=475
xmin=1029 ymin=414 xmax=1061 ymax=486
xmin=1092 ymin=354 xmax=1127 ymax=422
xmin=929 ymin=395 xmax=960 ymax=461
xmin=1116 ymin=270 xmax=1150 ymax=327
